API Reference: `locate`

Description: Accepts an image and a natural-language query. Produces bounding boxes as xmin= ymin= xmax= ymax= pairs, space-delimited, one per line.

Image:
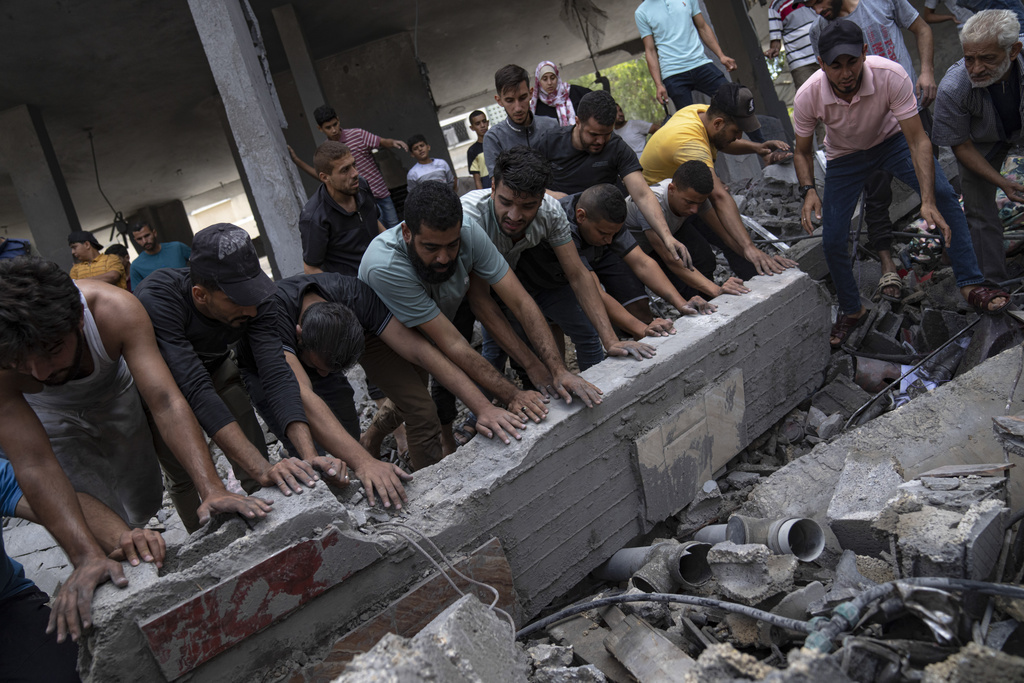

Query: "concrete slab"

xmin=81 ymin=269 xmax=830 ymax=682
xmin=745 ymin=345 xmax=1024 ymax=524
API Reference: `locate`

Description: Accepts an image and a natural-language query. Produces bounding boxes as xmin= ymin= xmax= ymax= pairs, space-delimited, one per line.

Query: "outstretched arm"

xmin=694 ymin=13 xmax=737 ymax=71
xmin=0 ymin=378 xmax=126 ymax=643
xmin=908 ymin=16 xmax=937 ymax=107
xmin=623 ymin=172 xmax=692 ymax=268
xmin=288 ymin=146 xmax=318 ymax=179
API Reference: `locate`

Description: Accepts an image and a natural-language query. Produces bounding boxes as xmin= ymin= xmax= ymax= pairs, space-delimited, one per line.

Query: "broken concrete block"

xmin=921 ymin=641 xmax=1024 ymax=683
xmin=534 ymin=665 xmax=608 ymax=683
xmin=862 ymin=329 xmax=906 ymax=356
xmin=707 ymin=542 xmax=796 ymax=605
xmin=827 ymin=455 xmax=904 ymax=556
xmin=418 ymin=594 xmax=530 ymax=682
xmin=336 ymin=632 xmax=470 ymax=682
xmin=811 ymin=374 xmax=872 ymax=420
xmin=683 ymin=644 xmax=773 ymax=683
xmin=806 ymin=406 xmax=827 ymax=434
xmin=528 ymin=644 xmax=575 ymax=670
xmin=779 ymin=411 xmax=807 ymax=444
xmin=825 ymin=353 xmax=855 ymax=384
xmin=897 ymin=477 xmax=1007 ymax=512
xmin=817 ymin=413 xmax=844 ymax=440
xmin=897 ymin=505 xmax=966 ymax=578
xmin=759 ymin=581 xmax=827 ymax=646
xmin=724 ymin=470 xmax=760 ymax=489
xmin=960 ymin=499 xmax=1007 ymax=581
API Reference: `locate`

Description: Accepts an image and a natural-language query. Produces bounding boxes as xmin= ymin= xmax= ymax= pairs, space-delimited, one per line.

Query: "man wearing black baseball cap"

xmin=68 ymin=230 xmax=127 ymax=290
xmin=793 ymin=19 xmax=1008 ymax=349
xmin=640 ymin=82 xmax=798 ymax=279
xmin=136 ymin=224 xmax=400 ymax=532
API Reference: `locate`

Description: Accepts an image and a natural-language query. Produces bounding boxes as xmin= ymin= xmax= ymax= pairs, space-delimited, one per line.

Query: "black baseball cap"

xmin=818 ymin=19 xmax=865 ymax=66
xmin=189 ymin=223 xmax=275 ymax=306
xmin=67 ymin=231 xmax=102 ymax=250
xmin=711 ymin=83 xmax=760 ymax=133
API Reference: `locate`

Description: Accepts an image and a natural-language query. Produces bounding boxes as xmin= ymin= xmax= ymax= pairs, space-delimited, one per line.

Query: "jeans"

xmin=376 ymin=195 xmax=400 ymax=229
xmin=822 ymin=133 xmax=983 ymax=314
xmin=663 ymin=63 xmax=729 ymax=111
xmin=482 ymin=284 xmax=605 ymax=372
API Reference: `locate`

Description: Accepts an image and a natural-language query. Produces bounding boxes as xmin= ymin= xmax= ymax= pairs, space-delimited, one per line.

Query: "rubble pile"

xmin=511 ymin=452 xmax=1024 ymax=682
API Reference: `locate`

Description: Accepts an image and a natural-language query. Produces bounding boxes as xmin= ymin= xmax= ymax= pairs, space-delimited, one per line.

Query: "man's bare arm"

xmin=707 ymin=172 xmax=796 ymax=275
xmin=84 ymin=269 xmax=122 ymax=285
xmin=0 ymin=377 xmax=126 ymax=642
xmin=288 ymin=146 xmax=318 ymax=179
xmin=953 ymin=139 xmax=1024 ymax=203
xmin=693 ymin=13 xmax=737 ymax=71
xmin=641 ymin=35 xmax=669 ymax=105
xmin=908 ymin=16 xmax=937 ymax=107
xmin=623 ymin=172 xmax=692 ymax=267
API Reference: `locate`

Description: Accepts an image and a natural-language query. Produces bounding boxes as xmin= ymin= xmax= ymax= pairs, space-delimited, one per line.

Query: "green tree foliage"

xmin=569 ymin=58 xmax=666 ymax=125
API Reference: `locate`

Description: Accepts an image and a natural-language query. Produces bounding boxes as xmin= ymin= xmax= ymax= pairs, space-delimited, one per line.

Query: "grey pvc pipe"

xmin=693 ymin=524 xmax=729 ymax=544
xmin=727 ymin=515 xmax=825 ymax=562
xmin=592 ymin=543 xmax=666 ymax=582
xmin=631 ymin=542 xmax=713 ymax=593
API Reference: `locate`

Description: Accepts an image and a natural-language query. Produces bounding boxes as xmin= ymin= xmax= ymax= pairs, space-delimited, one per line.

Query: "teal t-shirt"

xmin=0 ymin=458 xmax=33 ymax=600
xmin=635 ymin=0 xmax=710 ymax=79
xmin=358 ymin=223 xmax=509 ymax=328
xmin=131 ymin=241 xmax=191 ymax=289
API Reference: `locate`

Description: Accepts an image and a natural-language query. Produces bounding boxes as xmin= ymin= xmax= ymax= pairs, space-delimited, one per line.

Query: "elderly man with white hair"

xmin=933 ymin=9 xmax=1024 ymax=283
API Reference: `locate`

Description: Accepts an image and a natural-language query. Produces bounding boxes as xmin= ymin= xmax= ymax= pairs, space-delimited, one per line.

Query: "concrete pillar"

xmin=702 ymin=0 xmax=795 ymax=141
xmin=187 ymin=0 xmax=304 ymax=279
xmin=272 ymin=4 xmax=325 ymax=142
xmin=0 ymin=105 xmax=80 ymax=269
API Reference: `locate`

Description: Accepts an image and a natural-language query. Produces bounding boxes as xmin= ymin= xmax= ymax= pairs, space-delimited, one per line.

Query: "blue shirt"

xmin=0 ymin=458 xmax=33 ymax=601
xmin=635 ymin=0 xmax=710 ymax=80
xmin=130 ymin=241 xmax=191 ymax=289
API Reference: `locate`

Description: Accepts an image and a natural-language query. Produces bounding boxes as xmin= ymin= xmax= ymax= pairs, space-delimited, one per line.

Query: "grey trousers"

xmin=959 ymin=147 xmax=1010 ymax=283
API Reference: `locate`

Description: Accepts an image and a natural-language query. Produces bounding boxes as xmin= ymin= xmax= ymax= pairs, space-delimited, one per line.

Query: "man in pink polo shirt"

xmin=792 ymin=19 xmax=1008 ymax=347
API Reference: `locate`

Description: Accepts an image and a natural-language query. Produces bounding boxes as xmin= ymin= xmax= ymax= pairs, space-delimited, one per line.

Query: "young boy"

xmin=289 ymin=105 xmax=409 ymax=229
xmin=466 ymin=111 xmax=491 ymax=189
xmin=405 ymin=135 xmax=458 ymax=194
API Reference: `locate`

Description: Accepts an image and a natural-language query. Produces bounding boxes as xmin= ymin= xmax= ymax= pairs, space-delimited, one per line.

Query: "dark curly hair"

xmin=0 ymin=257 xmax=83 ymax=369
xmin=492 ymin=147 xmax=551 ymax=198
xmin=403 ymin=181 xmax=463 ymax=235
xmin=298 ymin=301 xmax=365 ymax=374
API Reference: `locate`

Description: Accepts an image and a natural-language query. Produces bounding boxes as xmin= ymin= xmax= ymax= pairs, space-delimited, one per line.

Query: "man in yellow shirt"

xmin=640 ymin=84 xmax=796 ymax=277
xmin=68 ymin=231 xmax=127 ymax=290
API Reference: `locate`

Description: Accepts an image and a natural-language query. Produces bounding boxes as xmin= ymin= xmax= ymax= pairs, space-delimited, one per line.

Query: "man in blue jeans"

xmin=793 ymin=20 xmax=1009 ymax=347
xmin=635 ymin=0 xmax=736 ymax=111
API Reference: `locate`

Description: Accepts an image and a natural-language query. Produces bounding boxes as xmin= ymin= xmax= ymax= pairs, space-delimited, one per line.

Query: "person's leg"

xmin=0 ymin=587 xmax=80 ymax=683
xmin=790 ymin=64 xmax=819 ymax=90
xmin=691 ymin=62 xmax=730 ymax=99
xmin=360 ymin=334 xmax=443 ymax=471
xmin=663 ymin=72 xmax=697 ymax=112
xmin=594 ymin=253 xmax=652 ymax=325
xmin=430 ymin=299 xmax=476 ymax=454
xmin=533 ymin=285 xmax=605 ymax=371
xmin=375 ymin=196 xmax=400 ymax=229
xmin=212 ymin=357 xmax=266 ymax=495
xmin=880 ymin=134 xmax=985 ymax=292
xmin=959 ymin=150 xmax=1010 ymax=283
xmin=863 ymin=170 xmax=900 ymax=298
xmin=822 ymin=150 xmax=874 ymax=316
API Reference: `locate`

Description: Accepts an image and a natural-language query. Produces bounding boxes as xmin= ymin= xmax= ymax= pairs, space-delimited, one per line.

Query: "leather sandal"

xmin=966 ymin=286 xmax=1011 ymax=315
xmin=830 ymin=312 xmax=865 ymax=348
xmin=875 ymin=272 xmax=903 ymax=303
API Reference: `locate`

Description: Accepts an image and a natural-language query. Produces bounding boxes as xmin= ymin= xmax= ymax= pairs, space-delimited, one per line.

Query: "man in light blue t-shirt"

xmin=358 ymin=182 xmax=604 ymax=448
xmin=636 ymin=0 xmax=737 ymax=111
xmin=130 ymin=222 xmax=191 ymax=289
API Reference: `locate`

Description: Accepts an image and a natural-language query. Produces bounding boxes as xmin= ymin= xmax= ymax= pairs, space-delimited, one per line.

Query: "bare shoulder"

xmin=79 ymin=281 xmax=151 ymax=348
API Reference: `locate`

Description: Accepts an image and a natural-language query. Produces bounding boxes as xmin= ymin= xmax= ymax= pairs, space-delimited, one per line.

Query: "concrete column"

xmin=187 ymin=0 xmax=305 ymax=279
xmin=272 ymin=4 xmax=325 ymax=142
xmin=702 ymin=0 xmax=795 ymax=141
xmin=0 ymin=105 xmax=80 ymax=269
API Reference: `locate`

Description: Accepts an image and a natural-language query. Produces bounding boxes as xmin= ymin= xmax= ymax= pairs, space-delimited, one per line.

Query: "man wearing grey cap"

xmin=68 ymin=230 xmax=127 ymax=290
xmin=793 ymin=19 xmax=1008 ymax=349
xmin=137 ymin=224 xmax=408 ymax=531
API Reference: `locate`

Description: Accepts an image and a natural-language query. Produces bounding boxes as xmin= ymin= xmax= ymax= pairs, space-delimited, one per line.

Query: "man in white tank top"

xmin=0 ymin=258 xmax=274 ymax=644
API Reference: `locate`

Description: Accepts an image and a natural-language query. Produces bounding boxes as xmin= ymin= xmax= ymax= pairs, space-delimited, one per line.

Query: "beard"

xmin=971 ymin=54 xmax=1012 ymax=88
xmin=710 ymin=128 xmax=735 ymax=150
xmin=409 ymin=242 xmax=458 ymax=284
xmin=42 ymin=329 xmax=86 ymax=386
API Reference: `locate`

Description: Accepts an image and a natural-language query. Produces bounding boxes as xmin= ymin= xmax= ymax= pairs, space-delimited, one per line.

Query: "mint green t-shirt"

xmin=460 ymin=189 xmax=573 ymax=271
xmin=358 ymin=222 xmax=509 ymax=328
xmin=635 ymin=0 xmax=710 ymax=80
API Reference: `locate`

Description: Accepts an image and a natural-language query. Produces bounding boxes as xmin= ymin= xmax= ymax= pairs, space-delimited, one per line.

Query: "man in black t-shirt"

xmin=466 ymin=110 xmax=491 ymax=190
xmin=137 ymin=225 xmax=401 ymax=526
xmin=237 ymin=273 xmax=524 ymax=473
xmin=299 ymin=141 xmax=385 ymax=277
xmin=517 ymin=185 xmax=713 ymax=341
xmin=534 ymin=90 xmax=694 ymax=276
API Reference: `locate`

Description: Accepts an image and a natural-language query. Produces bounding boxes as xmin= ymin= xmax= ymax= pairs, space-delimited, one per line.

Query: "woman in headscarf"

xmin=531 ymin=61 xmax=590 ymax=127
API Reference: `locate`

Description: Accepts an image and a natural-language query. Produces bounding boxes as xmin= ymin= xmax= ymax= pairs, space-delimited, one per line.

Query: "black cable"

xmin=87 ymin=130 xmax=117 ymax=214
xmin=516 ymin=592 xmax=813 ymax=640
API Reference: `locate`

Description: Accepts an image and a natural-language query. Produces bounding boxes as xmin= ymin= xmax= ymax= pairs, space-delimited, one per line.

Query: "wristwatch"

xmin=799 ymin=184 xmax=816 ymax=198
